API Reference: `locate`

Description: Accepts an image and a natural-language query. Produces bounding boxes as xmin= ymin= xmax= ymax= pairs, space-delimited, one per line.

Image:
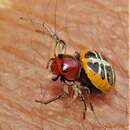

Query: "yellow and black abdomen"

xmin=79 ymin=50 xmax=116 ymax=94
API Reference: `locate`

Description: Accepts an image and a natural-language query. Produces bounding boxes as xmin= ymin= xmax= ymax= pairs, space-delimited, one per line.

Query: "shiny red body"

xmin=50 ymin=54 xmax=81 ymax=81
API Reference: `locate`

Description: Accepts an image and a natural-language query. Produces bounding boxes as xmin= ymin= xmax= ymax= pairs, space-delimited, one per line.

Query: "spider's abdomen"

xmin=80 ymin=50 xmax=116 ymax=93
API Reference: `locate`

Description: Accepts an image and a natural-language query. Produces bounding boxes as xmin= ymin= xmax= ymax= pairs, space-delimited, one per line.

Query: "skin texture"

xmin=0 ymin=0 xmax=128 ymax=130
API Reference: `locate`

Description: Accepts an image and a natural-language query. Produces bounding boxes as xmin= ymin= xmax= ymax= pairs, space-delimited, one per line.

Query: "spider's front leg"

xmin=39 ymin=23 xmax=66 ymax=56
xmin=36 ymin=22 xmax=66 ymax=57
xmin=19 ymin=16 xmax=66 ymax=56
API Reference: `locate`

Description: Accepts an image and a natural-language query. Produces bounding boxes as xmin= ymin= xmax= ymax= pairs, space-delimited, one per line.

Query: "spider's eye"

xmin=61 ymin=64 xmax=69 ymax=73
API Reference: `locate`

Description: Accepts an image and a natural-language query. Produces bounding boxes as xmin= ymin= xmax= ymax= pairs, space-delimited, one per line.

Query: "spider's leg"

xmin=80 ymin=95 xmax=87 ymax=120
xmin=35 ymin=92 xmax=68 ymax=104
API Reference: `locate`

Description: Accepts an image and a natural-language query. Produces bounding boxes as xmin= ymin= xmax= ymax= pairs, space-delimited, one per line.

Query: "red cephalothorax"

xmin=50 ymin=54 xmax=81 ymax=81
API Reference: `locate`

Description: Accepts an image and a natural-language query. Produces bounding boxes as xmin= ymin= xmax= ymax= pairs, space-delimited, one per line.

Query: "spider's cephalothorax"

xmin=50 ymin=54 xmax=81 ymax=82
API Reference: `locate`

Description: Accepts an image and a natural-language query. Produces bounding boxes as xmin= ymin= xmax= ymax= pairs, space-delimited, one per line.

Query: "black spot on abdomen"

xmin=79 ymin=68 xmax=103 ymax=95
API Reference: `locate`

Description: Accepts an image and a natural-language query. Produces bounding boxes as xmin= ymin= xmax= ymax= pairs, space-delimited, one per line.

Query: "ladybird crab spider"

xmin=31 ymin=21 xmax=111 ymax=129
xmin=19 ymin=17 xmax=95 ymax=120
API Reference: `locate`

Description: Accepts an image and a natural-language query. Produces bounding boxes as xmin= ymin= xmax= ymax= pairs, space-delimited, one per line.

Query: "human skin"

xmin=0 ymin=0 xmax=128 ymax=130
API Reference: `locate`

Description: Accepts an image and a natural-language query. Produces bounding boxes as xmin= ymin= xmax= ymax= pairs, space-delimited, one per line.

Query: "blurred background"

xmin=0 ymin=0 xmax=129 ymax=130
